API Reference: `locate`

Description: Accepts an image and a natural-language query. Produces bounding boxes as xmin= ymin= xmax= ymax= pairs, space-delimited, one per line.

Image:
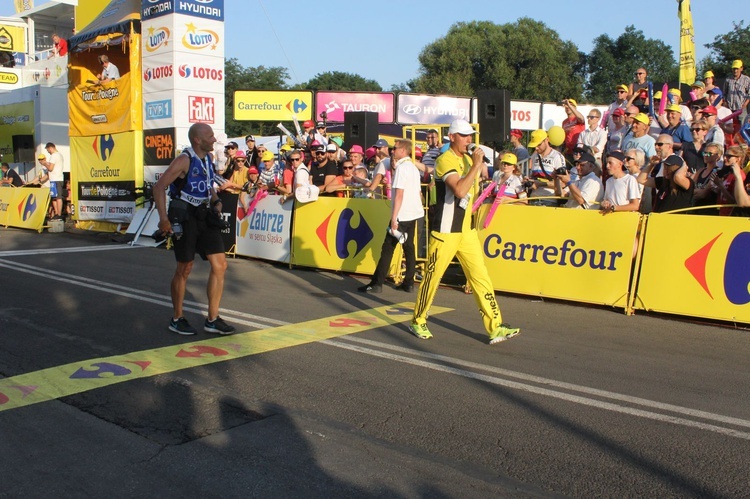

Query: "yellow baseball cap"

xmin=633 ymin=113 xmax=650 ymax=125
xmin=38 ymin=154 xmax=46 ymax=160
xmin=704 ymin=70 xmax=714 ymax=78
xmin=527 ymin=130 xmax=548 ymax=148
xmin=567 ymin=99 xmax=577 ymax=107
xmin=665 ymin=104 xmax=682 ymax=113
xmin=616 ymin=84 xmax=628 ymax=92
xmin=653 ymin=91 xmax=663 ymax=100
xmin=669 ymin=88 xmax=682 ymax=97
xmin=500 ymin=153 xmax=517 ymax=165
xmin=732 ymin=60 xmax=743 ymax=69
xmin=261 ymin=151 xmax=275 ymax=162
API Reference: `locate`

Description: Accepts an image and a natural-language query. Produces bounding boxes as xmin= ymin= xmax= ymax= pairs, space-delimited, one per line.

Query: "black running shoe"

xmin=204 ymin=316 xmax=236 ymax=335
xmin=169 ymin=317 xmax=197 ymax=335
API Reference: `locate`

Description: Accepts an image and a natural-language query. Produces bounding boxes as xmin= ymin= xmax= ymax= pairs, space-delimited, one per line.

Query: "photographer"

xmin=154 ymin=123 xmax=235 ymax=336
xmin=554 ymin=152 xmax=603 ymax=210
xmin=526 ymin=129 xmax=570 ymax=206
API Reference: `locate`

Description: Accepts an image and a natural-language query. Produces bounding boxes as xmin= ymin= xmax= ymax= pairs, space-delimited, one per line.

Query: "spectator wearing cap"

xmin=561 ymin=99 xmax=585 ymax=157
xmin=218 ymin=149 xmax=249 ymax=194
xmin=701 ymin=106 xmax=725 ymax=146
xmin=577 ymin=109 xmax=607 ymax=163
xmin=310 ymin=143 xmax=337 ymax=190
xmin=623 ymin=113 xmax=657 ymax=160
xmin=364 ymin=147 xmax=378 ymax=168
xmin=238 ymin=166 xmax=262 ymax=217
xmin=258 ymin=150 xmax=282 ymax=193
xmin=638 ymin=153 xmax=694 ymax=213
xmin=527 ymin=129 xmax=568 ymax=206
xmin=348 ymin=144 xmax=367 ymax=172
xmin=509 ymin=129 xmax=529 ymax=162
xmin=706 ymin=87 xmax=734 ymax=136
xmin=369 ymin=138 xmax=391 ymax=197
xmin=606 ymin=84 xmax=630 ymax=131
xmin=691 ymin=81 xmax=706 ymax=102
xmin=245 ymin=135 xmax=261 ymax=168
xmin=491 ymin=153 xmax=525 ymax=204
xmin=222 ymin=141 xmax=240 ymax=179
xmin=659 ymin=104 xmax=692 ymax=149
xmin=629 ymin=67 xmax=650 ymax=113
xmin=313 ymin=121 xmax=329 ymax=146
xmin=704 ymin=70 xmax=717 ymax=93
xmin=599 ymin=151 xmax=642 ymax=215
xmin=554 ymin=152 xmax=603 ymax=210
xmin=606 ymin=108 xmax=628 ymax=155
xmin=668 ymin=88 xmax=693 ymax=125
xmin=723 ymin=60 xmax=750 ymax=114
xmin=302 ymin=120 xmax=316 ymax=146
xmin=325 ymin=142 xmax=341 ymax=173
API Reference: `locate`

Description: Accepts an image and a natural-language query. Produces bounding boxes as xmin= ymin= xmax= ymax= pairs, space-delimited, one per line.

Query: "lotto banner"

xmin=235 ymin=194 xmax=293 ymax=263
xmin=635 ymin=214 xmax=750 ymax=324
xmin=1 ymin=187 xmax=50 ymax=231
xmin=478 ymin=204 xmax=641 ymax=308
xmin=291 ymin=197 xmax=391 ymax=274
xmin=142 ymin=14 xmax=224 ymax=57
xmin=71 ymin=131 xmax=142 ymax=223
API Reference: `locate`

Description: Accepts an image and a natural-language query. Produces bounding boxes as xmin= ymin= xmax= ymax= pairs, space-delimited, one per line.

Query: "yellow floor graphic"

xmin=0 ymin=303 xmax=452 ymax=412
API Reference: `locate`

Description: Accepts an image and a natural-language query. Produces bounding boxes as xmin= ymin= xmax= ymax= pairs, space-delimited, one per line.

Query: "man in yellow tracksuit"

xmin=410 ymin=119 xmax=520 ymax=344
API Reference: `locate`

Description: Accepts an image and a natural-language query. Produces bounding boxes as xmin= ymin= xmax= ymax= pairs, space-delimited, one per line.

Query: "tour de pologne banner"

xmin=71 ymin=131 xmax=142 ymax=223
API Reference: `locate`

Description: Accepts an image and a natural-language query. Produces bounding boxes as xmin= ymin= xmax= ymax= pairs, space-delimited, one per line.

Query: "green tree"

xmin=292 ymin=71 xmax=382 ymax=92
xmin=224 ymin=58 xmax=290 ymax=137
xmin=584 ymin=26 xmax=677 ymax=104
xmin=699 ymin=21 xmax=750 ymax=79
xmin=411 ymin=18 xmax=583 ymax=102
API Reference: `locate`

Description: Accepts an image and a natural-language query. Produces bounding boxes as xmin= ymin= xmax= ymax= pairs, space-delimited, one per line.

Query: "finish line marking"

xmin=0 ymin=303 xmax=452 ymax=413
xmin=0 ymin=244 xmax=139 ymax=257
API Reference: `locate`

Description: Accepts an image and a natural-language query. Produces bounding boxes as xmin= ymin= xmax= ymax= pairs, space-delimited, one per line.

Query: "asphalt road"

xmin=1 ymin=227 xmax=749 ymax=498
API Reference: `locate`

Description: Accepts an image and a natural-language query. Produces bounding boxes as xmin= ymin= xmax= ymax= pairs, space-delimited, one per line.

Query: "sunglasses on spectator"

xmin=635 ymin=72 xmax=645 ymax=75
xmin=314 ymin=152 xmax=325 ymax=155
xmin=500 ymin=162 xmax=514 ymax=166
xmin=702 ymin=151 xmax=716 ymax=156
xmin=617 ymin=90 xmax=627 ymax=93
xmin=625 ymin=156 xmax=635 ymax=162
xmin=655 ymin=142 xmax=667 ymax=146
xmin=625 ymin=112 xmax=637 ymax=116
xmin=289 ymin=157 xmax=302 ymax=161
xmin=691 ymin=128 xmax=704 ymax=132
xmin=724 ymin=154 xmax=738 ymax=159
xmin=586 ymin=116 xmax=598 ymax=119
xmin=343 ymin=166 xmax=354 ymax=170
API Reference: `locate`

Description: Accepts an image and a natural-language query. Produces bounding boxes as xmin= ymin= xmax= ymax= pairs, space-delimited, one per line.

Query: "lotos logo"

xmin=316 ymin=209 xmax=373 ymax=259
xmin=143 ymin=64 xmax=173 ymax=81
xmin=92 ymin=134 xmax=115 ymax=161
xmin=685 ymin=232 xmax=750 ymax=305
xmin=145 ymin=26 xmax=170 ymax=52
xmin=177 ymin=64 xmax=223 ymax=80
xmin=182 ymin=22 xmax=219 ymax=50
xmin=286 ymin=99 xmax=307 ymax=114
xmin=16 ymin=193 xmax=36 ymax=221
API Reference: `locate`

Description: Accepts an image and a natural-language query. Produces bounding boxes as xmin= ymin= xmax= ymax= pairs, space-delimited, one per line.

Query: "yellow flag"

xmin=678 ymin=0 xmax=696 ymax=85
xmin=13 ymin=0 xmax=33 ymax=13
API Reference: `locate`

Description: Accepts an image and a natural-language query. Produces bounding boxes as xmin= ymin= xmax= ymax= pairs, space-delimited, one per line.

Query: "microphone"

xmin=467 ymin=144 xmax=490 ymax=164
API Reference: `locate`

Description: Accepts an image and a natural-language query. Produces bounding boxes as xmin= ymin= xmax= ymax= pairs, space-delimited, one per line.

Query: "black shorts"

xmin=173 ymin=206 xmax=225 ymax=262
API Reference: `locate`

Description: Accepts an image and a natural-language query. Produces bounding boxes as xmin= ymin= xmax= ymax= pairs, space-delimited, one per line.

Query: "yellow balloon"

xmin=547 ymin=125 xmax=565 ymax=147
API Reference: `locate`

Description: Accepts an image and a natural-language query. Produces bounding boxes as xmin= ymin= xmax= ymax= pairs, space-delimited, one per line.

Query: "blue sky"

xmin=227 ymin=0 xmax=746 ymax=89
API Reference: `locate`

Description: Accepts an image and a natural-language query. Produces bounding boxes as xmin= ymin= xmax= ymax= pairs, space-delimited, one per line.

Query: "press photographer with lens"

xmin=154 ymin=123 xmax=235 ymax=336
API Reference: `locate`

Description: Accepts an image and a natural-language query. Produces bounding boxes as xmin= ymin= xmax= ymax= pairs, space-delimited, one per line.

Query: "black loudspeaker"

xmin=344 ymin=111 xmax=379 ymax=150
xmin=12 ymin=135 xmax=34 ymax=163
xmin=476 ymin=89 xmax=511 ymax=143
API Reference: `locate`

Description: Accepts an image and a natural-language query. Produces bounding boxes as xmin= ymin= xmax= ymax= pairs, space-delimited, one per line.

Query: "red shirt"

xmin=562 ymin=115 xmax=584 ymax=155
xmin=55 ymin=38 xmax=68 ymax=56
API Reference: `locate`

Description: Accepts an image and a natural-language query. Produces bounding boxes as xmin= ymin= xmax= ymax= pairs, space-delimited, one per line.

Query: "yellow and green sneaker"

xmin=408 ymin=322 xmax=433 ymax=340
xmin=489 ymin=323 xmax=520 ymax=344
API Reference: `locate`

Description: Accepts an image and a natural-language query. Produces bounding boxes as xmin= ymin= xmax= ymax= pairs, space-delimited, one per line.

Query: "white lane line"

xmin=324 ymin=339 xmax=750 ymax=441
xmin=0 ymin=260 xmax=287 ymax=330
xmin=334 ymin=337 xmax=750 ymax=430
xmin=0 ymin=245 xmax=138 ymax=257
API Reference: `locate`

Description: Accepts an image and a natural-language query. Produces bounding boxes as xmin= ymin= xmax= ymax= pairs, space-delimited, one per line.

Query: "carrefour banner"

xmin=235 ymin=194 xmax=293 ymax=263
xmin=234 ymin=90 xmax=314 ymax=122
xmin=292 ymin=197 xmax=391 ymax=274
xmin=1 ymin=187 xmax=50 ymax=231
xmin=479 ymin=204 xmax=641 ymax=308
xmin=0 ymin=101 xmax=34 ymax=163
xmin=71 ymin=132 xmax=142 ymax=223
xmin=636 ymin=214 xmax=750 ymax=324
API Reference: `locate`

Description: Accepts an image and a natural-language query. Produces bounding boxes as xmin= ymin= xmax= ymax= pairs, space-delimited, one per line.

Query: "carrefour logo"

xmin=181 ymin=22 xmax=219 ymax=50
xmin=145 ymin=26 xmax=170 ymax=52
xmin=316 ymin=208 xmax=373 ymax=259
xmin=685 ymin=232 xmax=750 ymax=305
xmin=92 ymin=134 xmax=115 ymax=161
xmin=16 ymin=193 xmax=37 ymax=221
xmin=177 ymin=64 xmax=223 ymax=81
xmin=287 ymin=99 xmax=307 ymax=114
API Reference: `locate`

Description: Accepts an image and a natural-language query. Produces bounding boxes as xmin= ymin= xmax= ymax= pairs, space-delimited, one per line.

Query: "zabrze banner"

xmin=235 ymin=193 xmax=293 ymax=263
xmin=478 ymin=204 xmax=640 ymax=308
xmin=636 ymin=213 xmax=750 ymax=324
xmin=291 ymin=197 xmax=391 ymax=274
xmin=71 ymin=131 xmax=142 ymax=223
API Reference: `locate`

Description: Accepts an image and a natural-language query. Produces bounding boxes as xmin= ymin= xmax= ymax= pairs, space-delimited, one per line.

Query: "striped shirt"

xmin=433 ymin=150 xmax=477 ymax=233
